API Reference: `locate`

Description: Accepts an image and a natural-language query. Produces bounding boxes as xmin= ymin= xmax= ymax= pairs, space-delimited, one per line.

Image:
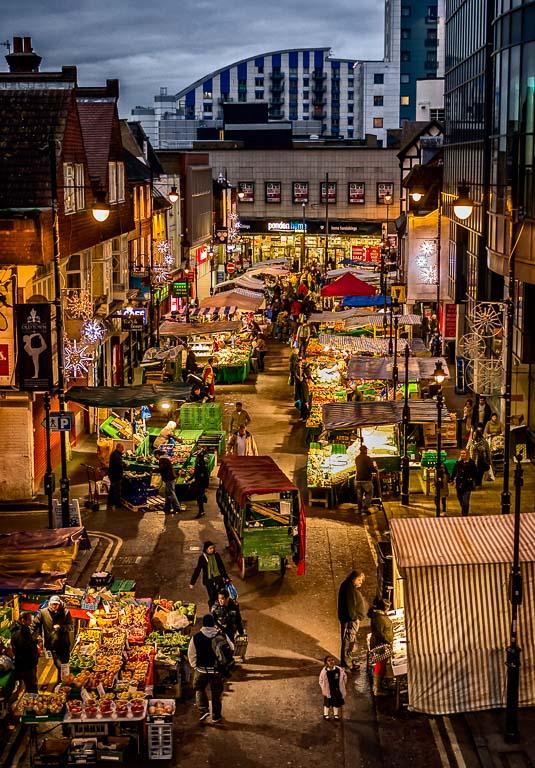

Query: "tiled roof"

xmin=77 ymin=102 xmax=114 ymax=185
xmin=0 ymin=89 xmax=72 ymax=208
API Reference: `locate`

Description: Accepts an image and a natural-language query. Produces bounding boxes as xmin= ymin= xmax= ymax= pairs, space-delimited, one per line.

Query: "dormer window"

xmin=63 ymin=163 xmax=85 ymax=214
xmin=108 ymin=161 xmax=125 ymax=204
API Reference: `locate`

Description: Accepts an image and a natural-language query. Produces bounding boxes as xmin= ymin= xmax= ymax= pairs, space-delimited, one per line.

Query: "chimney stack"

xmin=5 ymin=36 xmax=42 ymax=73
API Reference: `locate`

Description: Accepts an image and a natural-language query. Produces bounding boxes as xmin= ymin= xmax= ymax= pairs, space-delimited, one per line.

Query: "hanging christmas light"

xmin=64 ymin=337 xmax=93 ymax=379
xmin=152 ymin=264 xmax=170 ymax=284
xmin=81 ymin=317 xmax=107 ymax=344
xmin=64 ymin=290 xmax=93 ymax=320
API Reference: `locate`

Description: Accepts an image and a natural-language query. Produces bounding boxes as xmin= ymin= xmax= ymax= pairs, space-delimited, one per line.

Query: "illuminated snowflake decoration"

xmin=228 ymin=212 xmax=242 ymax=245
xmin=81 ymin=317 xmax=107 ymax=344
xmin=414 ymin=239 xmax=438 ymax=285
xmin=151 ymin=264 xmax=170 ymax=284
xmin=418 ymin=264 xmax=438 ymax=284
xmin=155 ymin=240 xmax=175 ymax=267
xmin=469 ymin=303 xmax=504 ymax=338
xmin=64 ymin=291 xmax=93 ymax=320
xmin=64 ymin=337 xmax=93 ymax=379
xmin=457 ymin=333 xmax=486 ymax=360
xmin=417 ymin=239 xmax=437 ymax=259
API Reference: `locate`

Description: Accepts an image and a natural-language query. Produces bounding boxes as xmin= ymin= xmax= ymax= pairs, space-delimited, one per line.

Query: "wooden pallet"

xmin=121 ymin=498 xmax=149 ymax=513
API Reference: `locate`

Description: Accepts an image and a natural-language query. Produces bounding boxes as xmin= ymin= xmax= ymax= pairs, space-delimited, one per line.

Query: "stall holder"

xmin=216 ymin=456 xmax=306 ymax=578
xmin=390 ymin=514 xmax=535 ymax=715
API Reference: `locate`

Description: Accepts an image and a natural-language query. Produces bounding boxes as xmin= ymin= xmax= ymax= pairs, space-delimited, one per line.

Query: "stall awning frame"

xmin=347 ymin=356 xmax=450 ymax=382
xmin=322 ymin=401 xmax=451 ymax=431
xmin=66 ymin=384 xmax=191 ymax=408
xmin=159 ymin=320 xmax=242 ymax=337
xmin=318 ymin=334 xmax=427 ymax=355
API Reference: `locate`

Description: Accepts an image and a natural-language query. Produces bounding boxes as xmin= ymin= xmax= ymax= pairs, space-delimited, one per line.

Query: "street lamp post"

xmin=184 ymin=269 xmax=190 ymax=323
xmin=208 ymin=247 xmax=215 ymax=295
xmin=324 ymin=172 xmax=330 ymax=273
xmin=401 ymin=343 xmax=411 ymax=505
xmin=392 ymin=309 xmax=400 ymax=398
xmin=301 ymin=202 xmax=306 ymax=272
xmin=433 ymin=360 xmax=446 ymax=518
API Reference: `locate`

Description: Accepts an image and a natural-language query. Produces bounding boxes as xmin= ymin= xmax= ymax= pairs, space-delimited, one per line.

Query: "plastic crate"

xmin=110 ymin=579 xmax=136 ymax=594
xmin=64 ymin=723 xmax=109 ymax=738
xmin=147 ymin=723 xmax=173 ymax=760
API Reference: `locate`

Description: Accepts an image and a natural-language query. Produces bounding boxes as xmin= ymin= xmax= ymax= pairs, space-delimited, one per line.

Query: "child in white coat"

xmin=319 ymin=655 xmax=347 ymax=721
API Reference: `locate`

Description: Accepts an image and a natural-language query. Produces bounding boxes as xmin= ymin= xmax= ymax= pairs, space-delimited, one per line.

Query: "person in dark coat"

xmin=10 ymin=611 xmax=39 ymax=692
xmin=155 ymin=450 xmax=180 ymax=514
xmin=184 ymin=346 xmax=197 ymax=381
xmin=467 ymin=425 xmax=492 ymax=487
xmin=187 ymin=614 xmax=233 ymax=723
xmin=31 ymin=596 xmax=73 ymax=681
xmin=367 ymin=598 xmax=394 ymax=697
xmin=189 ymin=541 xmax=228 ymax=607
xmin=472 ymin=395 xmax=492 ymax=430
xmin=337 ymin=571 xmax=367 ymax=671
xmin=450 ymin=449 xmax=478 ymax=516
xmin=193 ymin=450 xmax=210 ymax=518
xmin=354 ymin=445 xmax=378 ymax=515
xmin=210 ymin=589 xmax=244 ymax=643
xmin=107 ymin=442 xmax=125 ymax=508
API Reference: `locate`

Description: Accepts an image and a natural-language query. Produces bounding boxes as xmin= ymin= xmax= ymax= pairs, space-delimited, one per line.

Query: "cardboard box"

xmin=34 ymin=738 xmax=71 ymax=766
xmin=96 ymin=737 xmax=130 ymax=763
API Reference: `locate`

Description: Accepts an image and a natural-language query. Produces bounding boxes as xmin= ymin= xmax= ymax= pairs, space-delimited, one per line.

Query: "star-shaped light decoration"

xmin=155 ymin=240 xmax=175 ymax=267
xmin=64 ymin=337 xmax=93 ymax=379
xmin=64 ymin=291 xmax=93 ymax=320
xmin=81 ymin=317 xmax=107 ymax=344
xmin=152 ymin=264 xmax=170 ymax=284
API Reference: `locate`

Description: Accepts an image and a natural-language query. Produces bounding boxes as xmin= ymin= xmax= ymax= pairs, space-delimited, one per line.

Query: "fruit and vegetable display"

xmin=22 ymin=691 xmax=67 ymax=717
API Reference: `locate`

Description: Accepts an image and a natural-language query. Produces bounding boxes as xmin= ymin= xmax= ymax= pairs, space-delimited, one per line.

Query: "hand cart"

xmin=82 ymin=464 xmax=108 ymax=511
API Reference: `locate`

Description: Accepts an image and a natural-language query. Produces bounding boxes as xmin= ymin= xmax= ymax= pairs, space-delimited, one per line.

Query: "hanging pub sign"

xmin=15 ymin=303 xmax=54 ymax=391
xmin=265 ymin=181 xmax=281 ymax=204
xmin=215 ymin=228 xmax=228 ymax=244
xmin=348 ymin=182 xmax=365 ymax=204
xmin=292 ymin=181 xmax=309 ymax=204
xmin=172 ymin=281 xmax=190 ymax=298
xmin=238 ymin=181 xmax=254 ymax=203
xmin=377 ymin=182 xmax=394 ymax=204
xmin=320 ymin=181 xmax=337 ymax=204
xmin=119 ymin=307 xmax=146 ymax=331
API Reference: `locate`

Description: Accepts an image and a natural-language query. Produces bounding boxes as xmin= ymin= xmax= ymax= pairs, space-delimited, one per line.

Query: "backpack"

xmin=211 ymin=632 xmax=234 ymax=676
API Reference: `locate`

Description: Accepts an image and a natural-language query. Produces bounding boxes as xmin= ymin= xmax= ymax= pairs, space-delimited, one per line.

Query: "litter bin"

xmin=376 ymin=541 xmax=393 ymax=604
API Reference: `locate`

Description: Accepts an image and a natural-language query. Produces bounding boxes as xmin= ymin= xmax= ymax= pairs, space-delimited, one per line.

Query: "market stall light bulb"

xmin=161 ymin=401 xmax=171 ymax=410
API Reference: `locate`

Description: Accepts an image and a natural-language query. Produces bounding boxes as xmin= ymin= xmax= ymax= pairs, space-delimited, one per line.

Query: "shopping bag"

xmin=225 ymin=579 xmax=239 ymax=601
xmin=486 ymin=465 xmax=495 ymax=481
xmin=369 ymin=643 xmax=392 ymax=664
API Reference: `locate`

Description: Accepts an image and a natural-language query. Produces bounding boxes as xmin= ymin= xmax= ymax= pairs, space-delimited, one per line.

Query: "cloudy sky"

xmin=2 ymin=0 xmax=385 ymax=117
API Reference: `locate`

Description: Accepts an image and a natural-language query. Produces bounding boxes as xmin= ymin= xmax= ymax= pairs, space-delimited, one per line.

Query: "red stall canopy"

xmin=321 ymin=272 xmax=377 ymax=297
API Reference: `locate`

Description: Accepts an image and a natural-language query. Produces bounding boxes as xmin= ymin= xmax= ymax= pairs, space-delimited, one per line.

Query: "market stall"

xmin=216 ymin=456 xmax=306 ymax=578
xmin=306 ymin=401 xmax=451 ymax=507
xmin=389 ymin=514 xmax=535 ymax=715
xmin=346 ymin=355 xmax=450 ymax=401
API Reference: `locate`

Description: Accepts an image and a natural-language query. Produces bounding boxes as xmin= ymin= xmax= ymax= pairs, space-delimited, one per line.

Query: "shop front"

xmin=238 ymin=219 xmax=383 ymax=268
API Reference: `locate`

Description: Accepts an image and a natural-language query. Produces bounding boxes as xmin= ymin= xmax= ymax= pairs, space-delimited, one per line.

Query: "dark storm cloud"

xmin=2 ymin=0 xmax=384 ymax=116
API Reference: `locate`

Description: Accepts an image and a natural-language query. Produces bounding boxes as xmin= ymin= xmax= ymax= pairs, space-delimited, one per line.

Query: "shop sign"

xmin=15 ymin=303 xmax=54 ymax=391
xmin=265 ymin=181 xmax=281 ymax=204
xmin=267 ymin=220 xmax=307 ymax=233
xmin=390 ymin=284 xmax=406 ymax=304
xmin=377 ymin=182 xmax=394 ymax=204
xmin=172 ymin=281 xmax=190 ymax=298
xmin=348 ymin=182 xmax=365 ymax=204
xmin=444 ymin=303 xmax=457 ymax=339
xmin=196 ymin=246 xmax=208 ymax=264
xmin=292 ymin=181 xmax=309 ymax=203
xmin=119 ymin=307 xmax=146 ymax=330
xmin=369 ymin=246 xmax=381 ymax=262
xmin=320 ymin=181 xmax=337 ymax=204
xmin=0 ymin=344 xmax=9 ymax=377
xmin=238 ymin=181 xmax=254 ymax=203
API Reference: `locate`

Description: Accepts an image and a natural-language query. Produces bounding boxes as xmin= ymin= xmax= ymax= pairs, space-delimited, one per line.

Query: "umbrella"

xmin=320 ymin=272 xmax=376 ymax=297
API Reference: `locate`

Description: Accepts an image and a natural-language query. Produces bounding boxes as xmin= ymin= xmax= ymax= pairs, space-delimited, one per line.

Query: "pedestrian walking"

xmin=30 ymin=595 xmax=72 ymax=682
xmin=189 ymin=541 xmax=229 ymax=607
xmin=460 ymin=398 xmax=473 ymax=444
xmin=450 ymin=449 xmax=478 ymax=516
xmin=187 ymin=614 xmax=234 ymax=724
xmin=107 ymin=441 xmax=125 ymax=508
xmin=319 ymin=655 xmax=347 ymax=721
xmin=354 ymin=445 xmax=378 ymax=515
xmin=10 ymin=611 xmax=39 ymax=693
xmin=210 ymin=588 xmax=244 ymax=643
xmin=228 ymin=402 xmax=251 ymax=434
xmin=184 ymin=346 xmax=197 ymax=382
xmin=467 ymin=424 xmax=491 ymax=486
xmin=256 ymin=334 xmax=267 ymax=372
xmin=337 ymin=570 xmax=367 ymax=672
xmin=228 ymin=425 xmax=258 ymax=456
xmin=367 ymin=598 xmax=394 ymax=697
xmin=436 ymin=466 xmax=449 ymax=515
xmin=472 ymin=395 xmax=492 ymax=430
xmin=155 ymin=450 xmax=180 ymax=514
xmin=296 ymin=321 xmax=311 ymax=357
xmin=193 ymin=450 xmax=210 ymax=519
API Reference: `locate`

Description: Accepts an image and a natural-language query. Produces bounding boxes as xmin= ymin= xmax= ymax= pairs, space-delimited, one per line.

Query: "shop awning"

xmin=246 ymin=265 xmax=290 ymax=277
xmin=389 ymin=515 xmax=535 ymax=715
xmin=321 ymin=272 xmax=377 ymax=297
xmin=347 ymin=356 xmax=450 ymax=382
xmin=214 ymin=275 xmax=266 ymax=293
xmin=199 ymin=288 xmax=265 ymax=311
xmin=159 ymin=320 xmax=242 ymax=337
xmin=322 ymin=401 xmax=451 ymax=431
xmin=309 ymin=308 xmax=372 ymax=323
xmin=217 ymin=456 xmax=299 ymax=506
xmin=318 ymin=334 xmax=427 ymax=354
xmin=344 ymin=314 xmax=422 ymax=329
xmin=341 ymin=295 xmax=392 ymax=308
xmin=66 ymin=384 xmax=191 ymax=408
xmin=0 ymin=527 xmax=86 ymax=594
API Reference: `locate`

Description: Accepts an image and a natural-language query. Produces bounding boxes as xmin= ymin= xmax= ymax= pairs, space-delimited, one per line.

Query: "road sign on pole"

xmin=41 ymin=412 xmax=74 ymax=432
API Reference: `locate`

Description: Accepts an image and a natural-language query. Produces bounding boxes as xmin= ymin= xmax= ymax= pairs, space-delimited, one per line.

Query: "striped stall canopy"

xmin=309 ymin=308 xmax=372 ymax=323
xmin=347 ymin=356 xmax=450 ymax=382
xmin=322 ymin=401 xmax=451 ymax=430
xmin=199 ymin=288 xmax=265 ymax=311
xmin=318 ymin=335 xmax=427 ymax=355
xmin=344 ymin=314 xmax=422 ymax=329
xmin=390 ymin=516 xmax=535 ymax=714
xmin=159 ymin=320 xmax=242 ymax=337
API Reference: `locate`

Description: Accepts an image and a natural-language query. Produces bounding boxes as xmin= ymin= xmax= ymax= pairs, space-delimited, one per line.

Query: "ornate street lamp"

xmin=433 ymin=360 xmax=446 ymax=518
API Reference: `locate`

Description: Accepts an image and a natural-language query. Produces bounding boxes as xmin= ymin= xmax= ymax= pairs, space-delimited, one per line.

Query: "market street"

xmin=2 ymin=340 xmax=535 ymax=768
